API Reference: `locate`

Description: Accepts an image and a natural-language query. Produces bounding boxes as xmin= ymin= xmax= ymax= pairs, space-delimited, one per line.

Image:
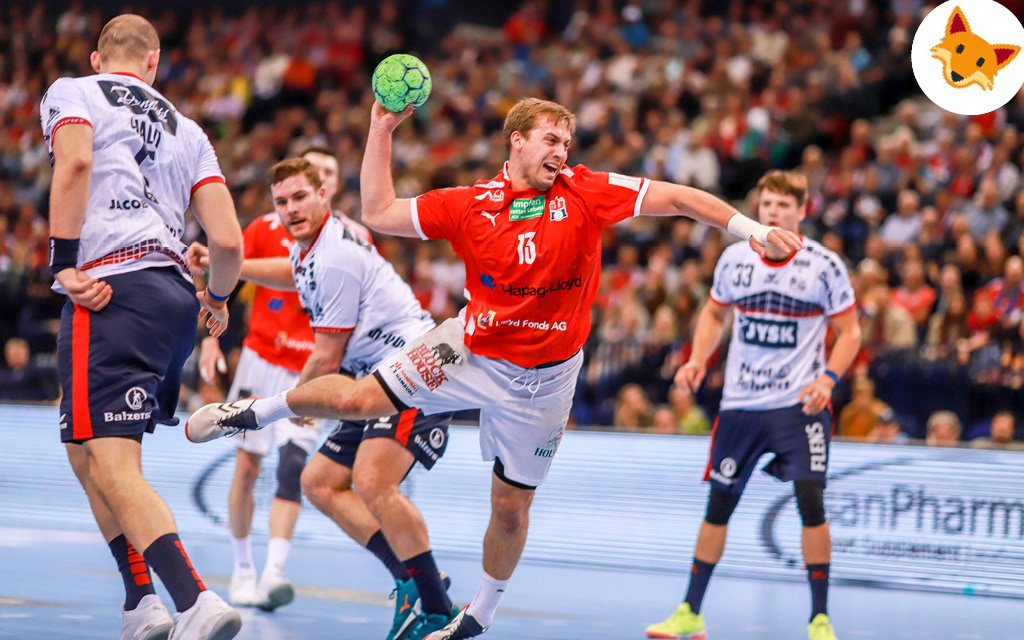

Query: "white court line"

xmin=0 ymin=527 xmax=102 ymax=547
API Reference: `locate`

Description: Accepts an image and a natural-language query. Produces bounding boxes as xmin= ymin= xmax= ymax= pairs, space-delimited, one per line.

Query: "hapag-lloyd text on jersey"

xmin=501 ymin=276 xmax=582 ymax=298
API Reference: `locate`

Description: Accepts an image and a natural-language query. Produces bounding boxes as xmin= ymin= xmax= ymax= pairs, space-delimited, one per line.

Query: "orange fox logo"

xmin=931 ymin=6 xmax=1020 ymax=91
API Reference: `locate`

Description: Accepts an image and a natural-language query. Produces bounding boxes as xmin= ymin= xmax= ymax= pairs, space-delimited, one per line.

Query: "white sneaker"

xmin=228 ymin=572 xmax=261 ymax=607
xmin=256 ymin=573 xmax=295 ymax=612
xmin=120 ymin=594 xmax=173 ymax=640
xmin=184 ymin=399 xmax=260 ymax=443
xmin=169 ymin=591 xmax=241 ymax=640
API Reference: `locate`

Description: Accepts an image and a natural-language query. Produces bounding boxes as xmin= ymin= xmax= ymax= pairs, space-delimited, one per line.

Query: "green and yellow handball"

xmin=371 ymin=53 xmax=432 ymax=112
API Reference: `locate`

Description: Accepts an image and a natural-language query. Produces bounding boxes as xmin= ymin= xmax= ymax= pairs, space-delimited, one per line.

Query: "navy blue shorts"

xmin=318 ymin=409 xmax=451 ymax=471
xmin=57 ymin=267 xmax=199 ymax=442
xmin=705 ymin=404 xmax=831 ymax=495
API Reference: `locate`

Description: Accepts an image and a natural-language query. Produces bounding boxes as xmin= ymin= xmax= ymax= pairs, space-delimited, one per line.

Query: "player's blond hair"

xmin=503 ymin=98 xmax=576 ymax=151
xmin=96 ymin=14 xmax=159 ymax=63
xmin=756 ymin=170 xmax=808 ymax=207
xmin=268 ymin=158 xmax=322 ymax=189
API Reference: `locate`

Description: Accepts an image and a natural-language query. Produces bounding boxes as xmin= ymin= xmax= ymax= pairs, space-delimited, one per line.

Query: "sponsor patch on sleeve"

xmin=608 ymin=172 xmax=642 ymax=191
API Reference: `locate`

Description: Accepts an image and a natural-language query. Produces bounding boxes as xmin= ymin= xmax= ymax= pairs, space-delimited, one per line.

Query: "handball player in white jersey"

xmin=187 ymin=98 xmax=803 ymax=639
xmin=646 ymin=171 xmax=862 ymax=640
xmin=41 ymin=13 xmax=244 ymax=640
xmin=190 ymin=157 xmax=454 ymax=640
xmin=195 ymin=147 xmax=372 ymax=612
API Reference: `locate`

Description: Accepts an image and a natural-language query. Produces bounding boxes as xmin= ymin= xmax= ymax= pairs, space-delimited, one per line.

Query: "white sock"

xmin=231 ymin=536 xmax=255 ymax=576
xmin=252 ymin=393 xmax=296 ymax=425
xmin=465 ymin=572 xmax=508 ymax=628
xmin=263 ymin=537 xmax=292 ymax=578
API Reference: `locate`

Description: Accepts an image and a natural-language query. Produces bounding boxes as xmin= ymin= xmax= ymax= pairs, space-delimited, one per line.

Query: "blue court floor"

xmin=1 ymin=404 xmax=1021 ymax=639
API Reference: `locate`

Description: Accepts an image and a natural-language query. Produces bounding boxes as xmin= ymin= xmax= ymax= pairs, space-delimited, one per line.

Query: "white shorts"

xmin=228 ymin=347 xmax=320 ymax=457
xmin=374 ymin=318 xmax=582 ymax=488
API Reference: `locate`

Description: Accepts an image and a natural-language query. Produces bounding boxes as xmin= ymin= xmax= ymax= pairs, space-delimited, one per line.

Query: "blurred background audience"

xmin=1 ymin=0 xmax=1021 ymax=447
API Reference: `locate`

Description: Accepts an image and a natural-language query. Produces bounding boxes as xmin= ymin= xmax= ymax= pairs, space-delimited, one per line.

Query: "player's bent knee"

xmin=233 ymin=449 xmax=263 ymax=485
xmin=331 ymin=391 xmax=370 ymax=418
xmin=794 ymin=480 xmax=827 ymax=527
xmin=233 ymin=462 xmax=261 ymax=488
xmin=275 ymin=442 xmax=308 ymax=503
xmin=352 ymin=469 xmax=394 ymax=510
xmin=704 ymin=488 xmax=741 ymax=526
xmin=300 ymin=464 xmax=326 ymax=505
xmin=491 ymin=492 xmax=532 ymax=531
xmin=65 ymin=443 xmax=90 ymax=478
xmin=323 ymin=376 xmax=382 ymax=419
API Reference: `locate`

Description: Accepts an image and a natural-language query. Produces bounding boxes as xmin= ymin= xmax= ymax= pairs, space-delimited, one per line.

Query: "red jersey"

xmin=412 ymin=163 xmax=649 ymax=367
xmin=242 ymin=214 xmax=315 ymax=372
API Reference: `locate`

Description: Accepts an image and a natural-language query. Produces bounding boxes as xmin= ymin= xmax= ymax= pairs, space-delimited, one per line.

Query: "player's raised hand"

xmin=197 ymin=289 xmax=230 ymax=337
xmin=675 ymin=360 xmax=707 ymax=394
xmin=798 ymin=374 xmax=835 ymax=415
xmin=749 ymin=227 xmax=803 ymax=258
xmin=186 ymin=242 xmax=210 ymax=275
xmin=370 ymin=100 xmax=415 ymax=133
xmin=55 ymin=268 xmax=113 ymax=312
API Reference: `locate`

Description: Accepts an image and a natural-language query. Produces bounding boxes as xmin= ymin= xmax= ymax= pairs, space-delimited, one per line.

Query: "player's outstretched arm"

xmin=49 ymin=123 xmax=113 ymax=311
xmin=187 ymin=241 xmax=295 ymax=291
xmin=360 ymin=101 xmax=418 ymax=238
xmin=240 ymin=258 xmax=296 ymax=290
xmin=640 ymin=180 xmax=803 ymax=256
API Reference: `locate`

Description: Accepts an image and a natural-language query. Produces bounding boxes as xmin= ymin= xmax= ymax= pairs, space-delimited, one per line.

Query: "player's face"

xmin=511 ymin=116 xmax=572 ymax=191
xmin=756 ymin=188 xmax=805 ymax=232
xmin=303 ymin=152 xmax=340 ymax=203
xmin=270 ymin=174 xmax=330 ymax=244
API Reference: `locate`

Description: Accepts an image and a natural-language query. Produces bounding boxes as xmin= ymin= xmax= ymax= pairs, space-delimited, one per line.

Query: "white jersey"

xmin=40 ymin=73 xmax=225 ymax=291
xmin=291 ymin=215 xmax=434 ymax=377
xmin=710 ymin=238 xmax=856 ymax=411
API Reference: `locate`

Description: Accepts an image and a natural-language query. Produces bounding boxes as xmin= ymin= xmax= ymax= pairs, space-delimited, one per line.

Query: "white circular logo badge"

xmin=429 ymin=427 xmax=445 ymax=449
xmin=911 ymin=0 xmax=1024 ymax=115
xmin=125 ymin=387 xmax=147 ymax=411
xmin=720 ymin=457 xmax=737 ymax=478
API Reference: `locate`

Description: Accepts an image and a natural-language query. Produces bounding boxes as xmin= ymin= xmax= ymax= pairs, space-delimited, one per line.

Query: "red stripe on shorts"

xmin=395 ymin=409 xmax=417 ymax=446
xmin=72 ymin=304 xmax=93 ymax=440
xmin=702 ymin=416 xmax=720 ymax=482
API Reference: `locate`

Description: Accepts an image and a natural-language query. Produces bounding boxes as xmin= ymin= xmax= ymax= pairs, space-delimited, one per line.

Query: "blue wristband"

xmin=823 ymin=369 xmax=840 ymax=384
xmin=48 ymin=237 xmax=80 ymax=277
xmin=206 ymin=287 xmax=230 ymax=302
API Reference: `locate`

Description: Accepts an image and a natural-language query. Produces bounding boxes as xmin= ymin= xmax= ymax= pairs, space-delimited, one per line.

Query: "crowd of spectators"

xmin=1 ymin=0 xmax=1022 ymax=448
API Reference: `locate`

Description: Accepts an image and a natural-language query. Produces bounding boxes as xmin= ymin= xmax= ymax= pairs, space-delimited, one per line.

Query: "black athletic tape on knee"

xmin=704 ymin=488 xmax=741 ymax=525
xmin=794 ymin=480 xmax=827 ymax=527
xmin=275 ymin=441 xmax=308 ymax=503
